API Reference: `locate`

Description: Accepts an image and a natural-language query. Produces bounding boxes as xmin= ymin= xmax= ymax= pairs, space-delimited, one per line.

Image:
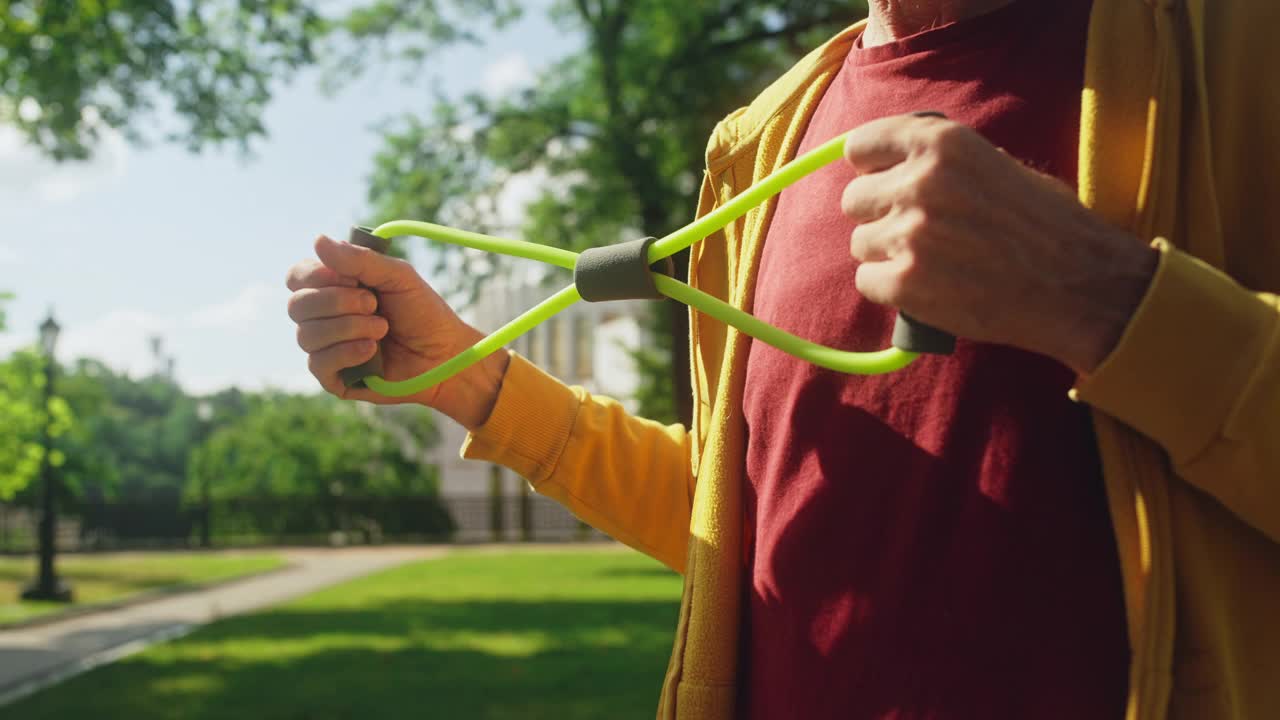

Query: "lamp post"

xmin=21 ymin=311 xmax=73 ymax=602
xmin=195 ymin=400 xmax=213 ymax=548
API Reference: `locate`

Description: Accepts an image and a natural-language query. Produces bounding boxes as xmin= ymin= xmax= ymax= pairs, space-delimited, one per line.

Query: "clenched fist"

xmin=285 ymin=235 xmax=509 ymax=429
xmin=841 ymin=114 xmax=1158 ymax=375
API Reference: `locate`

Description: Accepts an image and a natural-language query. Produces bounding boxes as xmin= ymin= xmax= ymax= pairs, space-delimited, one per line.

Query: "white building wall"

xmin=429 ymin=274 xmax=654 ymax=539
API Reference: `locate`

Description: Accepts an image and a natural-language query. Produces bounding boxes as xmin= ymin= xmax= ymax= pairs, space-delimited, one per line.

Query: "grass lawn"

xmin=0 ymin=552 xmax=287 ymax=627
xmin=7 ymin=547 xmax=684 ymax=720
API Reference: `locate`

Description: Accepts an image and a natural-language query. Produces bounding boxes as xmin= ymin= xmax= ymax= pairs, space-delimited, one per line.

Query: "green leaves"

xmin=0 ymin=0 xmax=324 ymax=160
xmin=187 ymin=394 xmax=440 ymax=502
xmin=0 ymin=0 xmax=532 ymax=160
xmin=0 ymin=348 xmax=72 ymax=500
xmin=325 ymin=0 xmax=520 ymax=85
xmin=1 ymin=340 xmax=441 ymax=507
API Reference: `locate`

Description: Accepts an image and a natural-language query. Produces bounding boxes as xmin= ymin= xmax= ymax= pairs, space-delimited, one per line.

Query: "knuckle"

xmin=898 ymin=208 xmax=931 ymax=249
xmin=388 ymin=256 xmax=419 ymax=283
xmin=932 ymin=122 xmax=971 ymax=154
xmin=308 ymin=351 xmax=344 ymax=396
xmin=307 ymin=352 xmax=326 ymax=378
xmin=911 ymin=153 xmax=947 ymax=195
xmin=296 ymin=324 xmax=314 ymax=351
xmin=893 ymin=254 xmax=932 ymax=308
xmin=854 ymin=264 xmax=890 ymax=304
xmin=849 ymin=226 xmax=865 ymax=257
xmin=840 ymin=181 xmax=858 ymax=216
xmin=285 ymin=260 xmax=319 ymax=291
xmin=897 ymin=251 xmax=923 ymax=285
xmin=286 ymin=290 xmax=312 ymax=322
xmin=872 ymin=271 xmax=908 ymax=307
xmin=285 ymin=266 xmax=304 ymax=292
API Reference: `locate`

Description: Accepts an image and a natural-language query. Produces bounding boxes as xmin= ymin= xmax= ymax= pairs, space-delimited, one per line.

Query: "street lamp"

xmin=196 ymin=400 xmax=213 ymax=548
xmin=21 ymin=311 xmax=73 ymax=602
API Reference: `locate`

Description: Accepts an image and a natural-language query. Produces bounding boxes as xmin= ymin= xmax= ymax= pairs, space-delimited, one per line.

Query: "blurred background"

xmin=0 ymin=1 xmax=866 ymax=717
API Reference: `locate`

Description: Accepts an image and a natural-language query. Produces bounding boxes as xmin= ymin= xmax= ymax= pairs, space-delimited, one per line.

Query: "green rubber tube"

xmin=353 ymin=130 xmax=925 ymax=398
xmin=654 ymin=276 xmax=919 ymax=375
xmin=647 ymin=134 xmax=847 ymax=264
xmin=373 ymin=220 xmax=579 ymax=271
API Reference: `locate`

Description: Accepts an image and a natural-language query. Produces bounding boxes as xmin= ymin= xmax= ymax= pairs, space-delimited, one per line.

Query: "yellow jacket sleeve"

xmin=1076 ymin=239 xmax=1280 ymax=543
xmin=460 ymin=351 xmax=694 ymax=571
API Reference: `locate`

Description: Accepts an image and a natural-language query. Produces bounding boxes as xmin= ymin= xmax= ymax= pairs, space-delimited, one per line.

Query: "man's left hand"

xmin=841 ymin=114 xmax=1158 ymax=375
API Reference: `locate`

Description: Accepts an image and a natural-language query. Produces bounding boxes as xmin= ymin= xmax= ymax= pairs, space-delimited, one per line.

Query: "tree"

xmin=187 ymin=393 xmax=448 ymax=542
xmin=47 ymin=359 xmax=204 ymax=503
xmin=4 ymin=1 xmax=871 ymax=425
xmin=7 ymin=358 xmax=250 ymax=508
xmin=360 ymin=1 xmax=869 ymax=423
xmin=0 ymin=348 xmax=72 ymax=501
xmin=0 ymin=0 xmax=325 ymax=160
xmin=187 ymin=393 xmax=441 ymax=501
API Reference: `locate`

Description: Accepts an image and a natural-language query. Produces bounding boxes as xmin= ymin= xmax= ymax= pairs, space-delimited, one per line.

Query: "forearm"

xmin=461 ymin=352 xmax=694 ymax=571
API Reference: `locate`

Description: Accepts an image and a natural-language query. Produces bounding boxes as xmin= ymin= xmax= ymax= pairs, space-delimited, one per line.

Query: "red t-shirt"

xmin=741 ymin=2 xmax=1129 ymax=718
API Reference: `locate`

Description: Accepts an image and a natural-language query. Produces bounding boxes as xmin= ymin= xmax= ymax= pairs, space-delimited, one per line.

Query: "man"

xmin=286 ymin=0 xmax=1280 ymax=717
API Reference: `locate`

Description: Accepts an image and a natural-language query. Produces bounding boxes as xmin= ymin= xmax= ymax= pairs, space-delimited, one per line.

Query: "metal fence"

xmin=0 ymin=494 xmax=603 ymax=553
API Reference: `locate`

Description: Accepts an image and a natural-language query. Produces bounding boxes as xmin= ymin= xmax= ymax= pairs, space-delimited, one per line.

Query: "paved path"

xmin=0 ymin=546 xmax=446 ymax=706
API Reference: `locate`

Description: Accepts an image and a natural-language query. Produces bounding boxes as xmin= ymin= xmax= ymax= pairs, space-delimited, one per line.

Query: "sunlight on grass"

xmin=9 ymin=548 xmax=683 ymax=720
xmin=0 ymin=553 xmax=286 ymax=626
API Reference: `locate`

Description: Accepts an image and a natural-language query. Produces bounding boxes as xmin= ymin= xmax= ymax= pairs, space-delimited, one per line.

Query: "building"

xmin=431 ymin=273 xmax=653 ymax=541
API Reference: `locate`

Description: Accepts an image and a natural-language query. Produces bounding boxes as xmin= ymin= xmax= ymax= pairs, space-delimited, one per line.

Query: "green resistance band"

xmin=342 ymin=130 xmax=956 ymax=398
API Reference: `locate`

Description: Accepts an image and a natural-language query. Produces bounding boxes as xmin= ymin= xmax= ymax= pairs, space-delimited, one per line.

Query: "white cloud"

xmin=50 ymin=281 xmax=298 ymax=393
xmin=182 ymin=368 xmax=320 ymax=396
xmin=0 ymin=125 xmax=129 ymax=205
xmin=60 ymin=309 xmax=170 ymax=378
xmin=189 ymin=282 xmax=282 ymax=330
xmin=483 ymin=53 xmax=534 ymax=97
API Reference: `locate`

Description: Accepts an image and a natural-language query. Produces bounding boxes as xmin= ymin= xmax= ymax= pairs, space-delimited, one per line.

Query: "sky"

xmin=0 ymin=2 xmax=569 ymax=396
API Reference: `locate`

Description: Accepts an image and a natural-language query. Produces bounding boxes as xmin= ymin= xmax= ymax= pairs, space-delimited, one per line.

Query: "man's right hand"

xmin=285 ymin=234 xmax=510 ymax=430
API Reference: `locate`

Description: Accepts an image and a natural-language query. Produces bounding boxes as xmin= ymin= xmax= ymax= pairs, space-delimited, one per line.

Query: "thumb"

xmin=314 ymin=234 xmax=418 ymax=292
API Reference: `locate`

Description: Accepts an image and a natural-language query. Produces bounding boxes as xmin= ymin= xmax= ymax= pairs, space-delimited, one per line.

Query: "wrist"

xmin=1056 ymin=234 xmax=1158 ymax=375
xmin=428 ymin=328 xmax=511 ymax=431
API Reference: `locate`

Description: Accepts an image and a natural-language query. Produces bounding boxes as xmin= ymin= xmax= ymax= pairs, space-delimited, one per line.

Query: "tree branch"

xmin=702 ymin=14 xmax=844 ymax=56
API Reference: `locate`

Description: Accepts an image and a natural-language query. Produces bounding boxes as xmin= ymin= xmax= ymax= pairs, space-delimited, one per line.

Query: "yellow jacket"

xmin=462 ymin=1 xmax=1280 ymax=717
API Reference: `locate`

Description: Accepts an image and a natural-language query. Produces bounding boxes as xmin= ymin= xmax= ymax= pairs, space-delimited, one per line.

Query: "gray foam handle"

xmin=339 ymin=226 xmax=391 ymax=389
xmin=574 ymin=237 xmax=673 ymax=303
xmin=891 ymin=312 xmax=955 ymax=355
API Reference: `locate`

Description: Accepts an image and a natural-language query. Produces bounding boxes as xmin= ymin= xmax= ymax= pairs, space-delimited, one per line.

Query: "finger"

xmin=308 ymin=340 xmax=380 ymax=397
xmin=288 ymin=286 xmax=378 ymax=323
xmin=843 ymin=113 xmax=949 ymax=174
xmin=849 ymin=221 xmax=894 ymax=264
xmin=844 ymin=116 xmax=915 ymax=174
xmin=296 ymin=315 xmax=390 ymax=354
xmin=286 ymin=257 xmax=359 ymax=292
xmin=840 ymin=173 xmax=896 ymax=224
xmin=314 ymin=235 xmax=419 ymax=292
xmin=854 ymin=258 xmax=907 ymax=307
